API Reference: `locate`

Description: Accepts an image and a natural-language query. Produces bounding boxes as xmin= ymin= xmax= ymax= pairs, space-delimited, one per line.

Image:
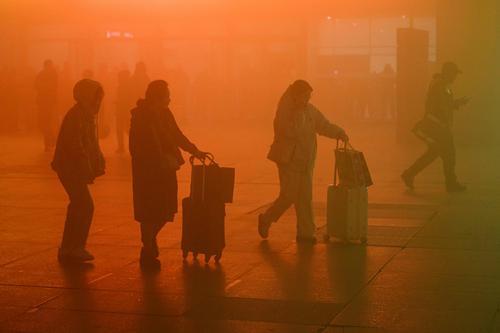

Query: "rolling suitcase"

xmin=326 ymin=185 xmax=368 ymax=243
xmin=181 ymin=154 xmax=233 ymax=263
xmin=181 ymin=196 xmax=225 ymax=263
xmin=324 ymin=141 xmax=369 ymax=243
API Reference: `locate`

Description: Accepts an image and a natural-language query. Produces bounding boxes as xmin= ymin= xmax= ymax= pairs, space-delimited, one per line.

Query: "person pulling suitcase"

xmin=129 ymin=80 xmax=208 ymax=270
xmin=258 ymin=80 xmax=348 ymax=244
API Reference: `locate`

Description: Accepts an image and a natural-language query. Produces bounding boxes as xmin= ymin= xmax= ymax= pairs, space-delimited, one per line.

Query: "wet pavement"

xmin=1 ymin=128 xmax=500 ymax=333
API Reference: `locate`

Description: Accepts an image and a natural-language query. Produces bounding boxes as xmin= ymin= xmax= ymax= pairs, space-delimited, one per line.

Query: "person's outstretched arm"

xmin=167 ymin=110 xmax=203 ymax=157
xmin=311 ymin=105 xmax=348 ymax=141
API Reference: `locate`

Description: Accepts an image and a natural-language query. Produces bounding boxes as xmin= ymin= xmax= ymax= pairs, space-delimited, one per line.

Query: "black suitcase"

xmin=181 ymin=197 xmax=226 ymax=263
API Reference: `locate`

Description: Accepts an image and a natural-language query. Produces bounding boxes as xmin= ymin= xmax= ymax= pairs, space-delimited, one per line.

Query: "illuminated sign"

xmin=106 ymin=31 xmax=134 ymax=39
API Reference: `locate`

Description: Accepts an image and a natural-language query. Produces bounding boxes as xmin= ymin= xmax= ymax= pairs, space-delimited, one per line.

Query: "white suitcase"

xmin=326 ymin=185 xmax=368 ymax=242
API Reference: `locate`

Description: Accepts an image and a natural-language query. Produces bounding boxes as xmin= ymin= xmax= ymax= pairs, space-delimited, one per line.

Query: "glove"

xmin=193 ymin=150 xmax=208 ymax=160
xmin=338 ymin=131 xmax=349 ymax=142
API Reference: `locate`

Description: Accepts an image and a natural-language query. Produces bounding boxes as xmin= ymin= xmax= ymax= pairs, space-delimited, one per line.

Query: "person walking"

xmin=52 ymin=79 xmax=105 ymax=263
xmin=129 ymin=80 xmax=207 ymax=270
xmin=258 ymin=80 xmax=349 ymax=243
xmin=35 ymin=59 xmax=58 ymax=151
xmin=401 ymin=62 xmax=469 ymax=192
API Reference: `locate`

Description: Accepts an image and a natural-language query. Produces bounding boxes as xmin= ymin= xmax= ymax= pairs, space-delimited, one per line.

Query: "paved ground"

xmin=1 ymin=124 xmax=500 ymax=333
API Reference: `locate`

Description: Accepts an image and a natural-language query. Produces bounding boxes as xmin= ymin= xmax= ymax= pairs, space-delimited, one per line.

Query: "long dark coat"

xmin=129 ymin=99 xmax=198 ymax=224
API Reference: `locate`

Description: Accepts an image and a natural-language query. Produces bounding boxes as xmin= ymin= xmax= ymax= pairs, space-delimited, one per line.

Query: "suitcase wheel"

xmin=182 ymin=250 xmax=189 ymax=259
xmin=214 ymin=251 xmax=222 ymax=263
xmin=204 ymin=254 xmax=212 ymax=263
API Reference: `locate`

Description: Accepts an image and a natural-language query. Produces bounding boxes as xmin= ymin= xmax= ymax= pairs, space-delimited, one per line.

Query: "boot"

xmin=401 ymin=170 xmax=415 ymax=189
xmin=58 ymin=248 xmax=94 ymax=263
xmin=140 ymin=247 xmax=161 ymax=271
xmin=258 ymin=214 xmax=271 ymax=239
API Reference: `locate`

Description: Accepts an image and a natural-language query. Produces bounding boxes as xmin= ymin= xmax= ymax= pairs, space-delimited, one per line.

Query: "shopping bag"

xmin=190 ymin=154 xmax=235 ymax=204
xmin=412 ymin=113 xmax=448 ymax=144
xmin=334 ymin=141 xmax=373 ymax=187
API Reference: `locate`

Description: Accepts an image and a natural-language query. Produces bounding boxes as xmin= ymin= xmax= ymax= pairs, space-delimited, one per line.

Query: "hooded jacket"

xmin=51 ymin=79 xmax=105 ymax=183
xmin=267 ymin=85 xmax=345 ymax=170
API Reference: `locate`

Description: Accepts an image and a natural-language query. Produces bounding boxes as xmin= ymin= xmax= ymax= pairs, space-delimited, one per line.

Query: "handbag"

xmin=190 ymin=153 xmax=235 ymax=204
xmin=412 ymin=113 xmax=448 ymax=144
xmin=334 ymin=140 xmax=373 ymax=188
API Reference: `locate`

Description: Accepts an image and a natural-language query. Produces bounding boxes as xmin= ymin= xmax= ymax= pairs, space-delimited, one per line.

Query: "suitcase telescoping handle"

xmin=334 ymin=139 xmax=349 ymax=186
xmin=189 ymin=153 xmax=217 ymax=203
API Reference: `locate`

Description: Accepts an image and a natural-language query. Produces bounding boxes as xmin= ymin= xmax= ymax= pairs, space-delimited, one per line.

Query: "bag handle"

xmin=189 ymin=153 xmax=217 ymax=166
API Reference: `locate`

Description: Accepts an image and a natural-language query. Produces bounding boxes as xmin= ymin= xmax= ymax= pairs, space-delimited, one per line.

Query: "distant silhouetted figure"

xmin=82 ymin=69 xmax=94 ymax=79
xmin=402 ymin=62 xmax=470 ymax=192
xmin=131 ymin=62 xmax=150 ymax=102
xmin=129 ymin=80 xmax=207 ymax=270
xmin=35 ymin=60 xmax=58 ymax=151
xmin=52 ymin=79 xmax=105 ymax=263
xmin=379 ymin=64 xmax=396 ymax=120
xmin=115 ymin=69 xmax=134 ymax=153
xmin=258 ymin=80 xmax=348 ymax=243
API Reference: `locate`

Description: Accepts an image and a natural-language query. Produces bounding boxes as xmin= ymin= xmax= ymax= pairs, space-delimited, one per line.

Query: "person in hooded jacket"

xmin=259 ymin=80 xmax=348 ymax=244
xmin=52 ymin=79 xmax=105 ymax=263
xmin=129 ymin=80 xmax=207 ymax=269
xmin=401 ymin=62 xmax=469 ymax=192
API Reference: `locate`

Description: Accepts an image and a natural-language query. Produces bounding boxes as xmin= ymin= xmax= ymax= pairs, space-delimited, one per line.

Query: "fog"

xmin=0 ymin=0 xmax=498 ymax=182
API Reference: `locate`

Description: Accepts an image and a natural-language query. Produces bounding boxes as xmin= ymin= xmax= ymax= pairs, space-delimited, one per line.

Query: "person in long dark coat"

xmin=129 ymin=80 xmax=206 ymax=269
xmin=52 ymin=79 xmax=105 ymax=263
xmin=115 ymin=69 xmax=134 ymax=153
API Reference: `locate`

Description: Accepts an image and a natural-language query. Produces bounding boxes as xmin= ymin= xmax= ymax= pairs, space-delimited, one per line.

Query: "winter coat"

xmin=51 ymin=80 xmax=105 ymax=183
xmin=267 ymin=87 xmax=345 ymax=171
xmin=129 ymin=99 xmax=198 ymax=223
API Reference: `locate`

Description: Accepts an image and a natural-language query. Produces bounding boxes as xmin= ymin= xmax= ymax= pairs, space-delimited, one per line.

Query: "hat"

xmin=442 ymin=62 xmax=462 ymax=75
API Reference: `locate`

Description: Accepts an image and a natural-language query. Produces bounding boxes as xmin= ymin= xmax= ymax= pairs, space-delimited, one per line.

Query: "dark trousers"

xmin=38 ymin=105 xmax=56 ymax=150
xmin=58 ymin=174 xmax=94 ymax=251
xmin=115 ymin=111 xmax=127 ymax=150
xmin=140 ymin=221 xmax=167 ymax=249
xmin=406 ymin=134 xmax=457 ymax=185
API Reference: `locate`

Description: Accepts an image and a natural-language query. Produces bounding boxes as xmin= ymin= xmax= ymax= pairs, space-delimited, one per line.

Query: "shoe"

xmin=401 ymin=171 xmax=414 ymax=189
xmin=140 ymin=248 xmax=161 ymax=270
xmin=258 ymin=214 xmax=271 ymax=239
xmin=446 ymin=182 xmax=467 ymax=193
xmin=296 ymin=236 xmax=317 ymax=244
xmin=58 ymin=248 xmax=94 ymax=263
